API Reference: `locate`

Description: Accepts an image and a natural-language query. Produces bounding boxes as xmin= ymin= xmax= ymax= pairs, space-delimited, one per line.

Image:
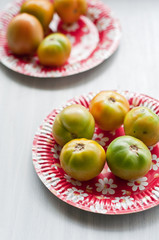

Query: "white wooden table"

xmin=0 ymin=0 xmax=159 ymax=239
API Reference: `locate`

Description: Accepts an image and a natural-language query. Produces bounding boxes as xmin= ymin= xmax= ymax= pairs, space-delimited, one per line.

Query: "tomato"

xmin=20 ymin=0 xmax=54 ymax=30
xmin=106 ymin=136 xmax=152 ymax=180
xmin=89 ymin=91 xmax=130 ymax=131
xmin=60 ymin=138 xmax=106 ymax=181
xmin=54 ymin=0 xmax=87 ymax=24
xmin=52 ymin=104 xmax=95 ymax=146
xmin=7 ymin=13 xmax=44 ymax=55
xmin=37 ymin=33 xmax=71 ymax=66
xmin=124 ymin=107 xmax=159 ymax=146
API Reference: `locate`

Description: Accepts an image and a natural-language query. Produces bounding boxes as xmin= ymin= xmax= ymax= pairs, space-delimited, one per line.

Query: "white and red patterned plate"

xmin=32 ymin=91 xmax=159 ymax=214
xmin=0 ymin=0 xmax=121 ymax=77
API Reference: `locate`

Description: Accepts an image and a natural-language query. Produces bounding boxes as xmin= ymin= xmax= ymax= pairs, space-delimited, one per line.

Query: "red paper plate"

xmin=0 ymin=0 xmax=121 ymax=77
xmin=32 ymin=91 xmax=159 ymax=214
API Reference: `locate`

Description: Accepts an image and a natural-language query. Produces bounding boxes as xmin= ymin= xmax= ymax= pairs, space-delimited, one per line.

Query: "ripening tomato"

xmin=89 ymin=91 xmax=130 ymax=131
xmin=106 ymin=136 xmax=152 ymax=181
xmin=20 ymin=0 xmax=54 ymax=30
xmin=60 ymin=138 xmax=106 ymax=181
xmin=7 ymin=13 xmax=44 ymax=55
xmin=124 ymin=106 xmax=159 ymax=146
xmin=54 ymin=0 xmax=87 ymax=24
xmin=37 ymin=33 xmax=71 ymax=66
xmin=52 ymin=104 xmax=95 ymax=146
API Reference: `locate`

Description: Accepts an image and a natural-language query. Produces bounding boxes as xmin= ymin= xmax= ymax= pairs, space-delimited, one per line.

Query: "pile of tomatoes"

xmin=52 ymin=91 xmax=159 ymax=181
xmin=6 ymin=0 xmax=87 ymax=66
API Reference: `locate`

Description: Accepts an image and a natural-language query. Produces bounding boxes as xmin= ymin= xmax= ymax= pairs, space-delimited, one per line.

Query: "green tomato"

xmin=52 ymin=104 xmax=95 ymax=146
xmin=60 ymin=138 xmax=106 ymax=181
xmin=106 ymin=136 xmax=152 ymax=180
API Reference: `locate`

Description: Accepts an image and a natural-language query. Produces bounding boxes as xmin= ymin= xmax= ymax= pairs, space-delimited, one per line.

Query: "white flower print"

xmin=62 ymin=22 xmax=79 ymax=32
xmin=93 ymin=133 xmax=109 ymax=146
xmin=64 ymin=187 xmax=88 ymax=203
xmin=66 ymin=34 xmax=76 ymax=45
xmin=87 ymin=7 xmax=101 ymax=21
xmin=127 ymin=177 xmax=148 ymax=191
xmin=148 ymin=146 xmax=154 ymax=151
xmin=51 ymin=144 xmax=61 ymax=159
xmin=64 ymin=174 xmax=82 ymax=186
xmin=154 ymin=173 xmax=159 ymax=179
xmin=121 ymin=190 xmax=127 ymax=195
xmin=95 ymin=195 xmax=109 ymax=200
xmin=95 ymin=178 xmax=117 ymax=195
xmin=90 ymin=202 xmax=107 ymax=213
xmin=151 ymin=154 xmax=159 ymax=171
xmin=86 ymin=185 xmax=93 ymax=190
xmin=86 ymin=185 xmax=93 ymax=193
xmin=121 ymin=190 xmax=131 ymax=196
xmin=109 ymin=130 xmax=116 ymax=136
xmin=96 ymin=18 xmax=111 ymax=32
xmin=112 ymin=196 xmax=134 ymax=210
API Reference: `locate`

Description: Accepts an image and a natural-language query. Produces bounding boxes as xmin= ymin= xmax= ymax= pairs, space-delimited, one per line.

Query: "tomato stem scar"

xmin=74 ymin=143 xmax=85 ymax=152
xmin=129 ymin=145 xmax=139 ymax=154
xmin=108 ymin=97 xmax=116 ymax=103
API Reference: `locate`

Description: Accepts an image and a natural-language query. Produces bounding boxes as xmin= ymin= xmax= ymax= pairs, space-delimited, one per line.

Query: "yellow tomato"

xmin=37 ymin=33 xmax=71 ymax=66
xmin=54 ymin=0 xmax=87 ymax=24
xmin=89 ymin=91 xmax=130 ymax=131
xmin=124 ymin=106 xmax=159 ymax=146
xmin=21 ymin=0 xmax=54 ymax=30
xmin=60 ymin=138 xmax=106 ymax=181
xmin=7 ymin=13 xmax=44 ymax=55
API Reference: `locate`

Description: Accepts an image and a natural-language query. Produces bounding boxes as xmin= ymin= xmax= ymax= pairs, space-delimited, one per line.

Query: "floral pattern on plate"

xmin=32 ymin=91 xmax=159 ymax=214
